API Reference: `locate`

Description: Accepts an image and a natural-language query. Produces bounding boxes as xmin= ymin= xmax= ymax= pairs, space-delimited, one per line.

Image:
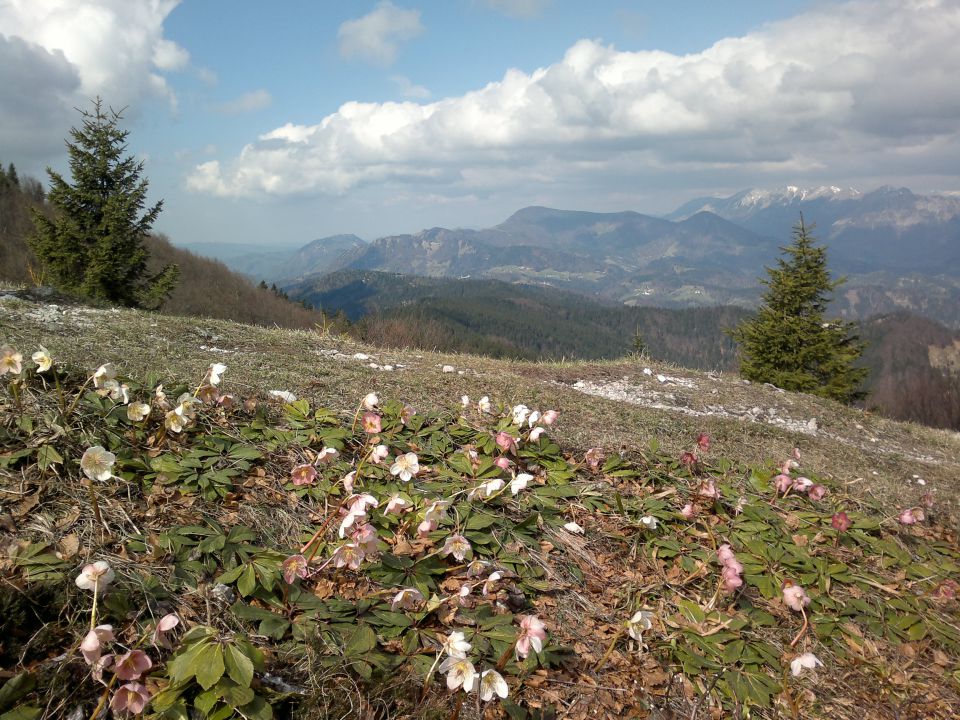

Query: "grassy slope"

xmin=3 ymin=293 xmax=960 ymax=719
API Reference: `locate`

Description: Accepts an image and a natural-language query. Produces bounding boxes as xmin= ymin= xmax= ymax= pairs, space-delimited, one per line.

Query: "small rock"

xmin=807 ymin=418 xmax=818 ymax=431
xmin=442 ymin=365 xmax=455 ymax=373
xmin=656 ymin=374 xmax=667 ymax=383
xmin=643 ymin=368 xmax=653 ymax=376
xmin=353 ymin=353 xmax=370 ymax=360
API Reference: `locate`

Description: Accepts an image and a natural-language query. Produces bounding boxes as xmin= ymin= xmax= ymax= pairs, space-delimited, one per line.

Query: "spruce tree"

xmin=29 ymin=98 xmax=178 ymax=308
xmin=730 ymin=216 xmax=867 ymax=403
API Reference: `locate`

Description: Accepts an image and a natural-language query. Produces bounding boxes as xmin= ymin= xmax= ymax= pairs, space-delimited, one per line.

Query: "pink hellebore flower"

xmin=697 ymin=433 xmax=711 ymax=451
xmin=343 ymin=471 xmax=356 ymax=494
xmin=151 ymin=614 xmax=180 ymax=650
xmin=831 ymin=511 xmax=852 ymax=533
xmin=391 ymin=587 xmax=424 ymax=611
xmin=680 ymin=451 xmax=697 ymax=469
xmin=331 ymin=542 xmax=364 ymax=570
xmin=114 ymin=649 xmax=153 ymax=681
xmin=291 ymin=464 xmax=317 ymax=486
xmin=793 ymin=477 xmax=814 ymax=493
xmin=782 ymin=582 xmax=811 ymax=612
xmin=441 ymin=534 xmax=473 ymax=562
xmin=80 ymin=624 xmax=115 ymax=665
xmin=495 ymin=431 xmax=517 ymax=454
xmin=315 ymin=447 xmax=338 ymax=464
xmin=680 ymin=503 xmax=696 ymax=520
xmin=515 ymin=615 xmax=547 ymax=659
xmin=721 ymin=565 xmax=744 ymax=593
xmin=717 ymin=544 xmax=744 ymax=594
xmin=352 ymin=523 xmax=379 ymax=554
xmin=361 ymin=412 xmax=382 ymax=434
xmin=899 ymin=508 xmax=924 ymax=525
xmin=773 ymin=474 xmax=794 ymax=494
xmin=528 ymin=426 xmax=545 ymax=442
xmin=808 ymin=484 xmax=827 ymax=501
xmin=697 ymin=480 xmax=719 ymax=499
xmin=385 ymin=494 xmax=412 ymax=515
xmin=111 ymin=682 xmax=151 ymax=715
xmin=494 ymin=456 xmax=512 ymax=470
xmin=282 ymin=555 xmax=310 ymax=584
xmin=370 ymin=444 xmax=390 ymax=464
xmin=790 ymin=652 xmax=823 ymax=677
xmin=541 ymin=410 xmax=559 ymax=426
xmin=584 ymin=447 xmax=605 ymax=471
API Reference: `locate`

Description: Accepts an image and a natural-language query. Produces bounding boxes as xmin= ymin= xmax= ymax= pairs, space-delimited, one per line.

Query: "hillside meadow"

xmin=2 ymin=293 xmax=959 ymax=719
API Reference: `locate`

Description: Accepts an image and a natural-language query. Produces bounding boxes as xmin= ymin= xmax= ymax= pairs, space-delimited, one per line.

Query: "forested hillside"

xmin=289 ymin=270 xmax=746 ymax=367
xmin=0 ymin=168 xmax=331 ymax=330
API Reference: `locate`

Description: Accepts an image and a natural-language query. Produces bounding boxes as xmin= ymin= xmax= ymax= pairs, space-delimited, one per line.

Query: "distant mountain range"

xmin=193 ymin=185 xmax=960 ymax=328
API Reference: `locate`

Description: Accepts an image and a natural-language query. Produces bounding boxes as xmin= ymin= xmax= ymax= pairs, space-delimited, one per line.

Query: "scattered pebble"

xmin=442 ymin=365 xmax=455 ymax=373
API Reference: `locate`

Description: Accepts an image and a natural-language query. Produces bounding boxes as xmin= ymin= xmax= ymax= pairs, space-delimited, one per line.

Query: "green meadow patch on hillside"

xmin=2 ymin=309 xmax=960 ymax=719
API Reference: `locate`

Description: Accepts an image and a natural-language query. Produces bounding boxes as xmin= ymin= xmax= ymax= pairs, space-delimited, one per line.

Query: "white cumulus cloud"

xmin=338 ymin=1 xmax=424 ymax=67
xmin=189 ymin=0 xmax=960 ymax=200
xmin=0 ymin=0 xmax=187 ymax=163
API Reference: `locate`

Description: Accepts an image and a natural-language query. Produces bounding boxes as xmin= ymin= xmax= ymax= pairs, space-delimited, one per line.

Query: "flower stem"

xmin=593 ymin=628 xmax=625 ymax=671
xmin=494 ymin=642 xmax=515 ymax=671
xmin=63 ymin=375 xmax=93 ymax=420
xmin=86 ymin=478 xmax=104 ymax=530
xmin=90 ymin=582 xmax=99 ymax=631
xmin=790 ymin=606 xmax=809 ymax=648
xmin=88 ymin=671 xmax=118 ymax=720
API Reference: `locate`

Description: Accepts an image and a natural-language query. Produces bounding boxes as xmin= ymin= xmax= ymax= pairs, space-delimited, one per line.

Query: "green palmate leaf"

xmin=0 ymin=672 xmax=35 ymax=712
xmin=0 ymin=708 xmax=42 ymax=720
xmin=721 ymin=668 xmax=780 ymax=708
xmin=224 ymin=644 xmax=255 ymax=688
xmin=345 ymin=624 xmax=377 ymax=657
xmin=35 ymin=444 xmax=63 ymax=470
xmin=194 ymin=643 xmax=226 ymax=690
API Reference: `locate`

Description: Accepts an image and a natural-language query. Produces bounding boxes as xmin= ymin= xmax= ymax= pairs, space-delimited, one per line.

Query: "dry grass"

xmin=3 ymin=288 xmax=956 ymax=527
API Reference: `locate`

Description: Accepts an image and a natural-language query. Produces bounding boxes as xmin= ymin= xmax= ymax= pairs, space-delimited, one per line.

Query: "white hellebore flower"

xmin=511 ymin=473 xmax=533 ymax=495
xmin=76 ymin=560 xmax=115 ymax=591
xmin=478 ymin=396 xmax=491 ymax=414
xmin=442 ymin=630 xmax=472 ymax=659
xmin=0 ymin=346 xmax=22 ymax=375
xmin=390 ymin=452 xmax=420 ymax=482
xmin=627 ymin=610 xmax=653 ymax=641
xmin=639 ymin=515 xmax=658 ymax=530
xmin=80 ymin=446 xmax=116 ymax=482
xmin=92 ymin=363 xmax=116 ymax=389
xmin=32 ymin=347 xmax=53 ymax=373
xmin=440 ymin=656 xmax=477 ymax=692
xmin=391 ymin=587 xmax=424 ymax=612
xmin=362 ymin=392 xmax=379 ymax=410
xmin=563 ymin=521 xmax=585 ymax=534
xmin=127 ymin=402 xmax=151 ymax=422
xmin=460 ymin=395 xmax=470 ymax=408
xmin=441 ymin=534 xmax=473 ymax=562
xmin=480 ymin=669 xmax=509 ymax=701
xmin=470 ymin=478 xmax=504 ymax=500
xmin=511 ymin=404 xmax=530 ymax=426
xmin=790 ymin=652 xmax=823 ymax=677
xmin=268 ymin=390 xmax=297 ymax=403
xmin=208 ymin=363 xmax=227 ymax=386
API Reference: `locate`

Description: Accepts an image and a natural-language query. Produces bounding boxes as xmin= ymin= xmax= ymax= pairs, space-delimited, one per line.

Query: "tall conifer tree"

xmin=29 ymin=98 xmax=178 ymax=308
xmin=730 ymin=216 xmax=867 ymax=403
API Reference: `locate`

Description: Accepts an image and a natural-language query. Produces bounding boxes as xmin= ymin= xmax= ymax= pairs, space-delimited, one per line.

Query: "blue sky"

xmin=3 ymin=1 xmax=959 ymax=249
